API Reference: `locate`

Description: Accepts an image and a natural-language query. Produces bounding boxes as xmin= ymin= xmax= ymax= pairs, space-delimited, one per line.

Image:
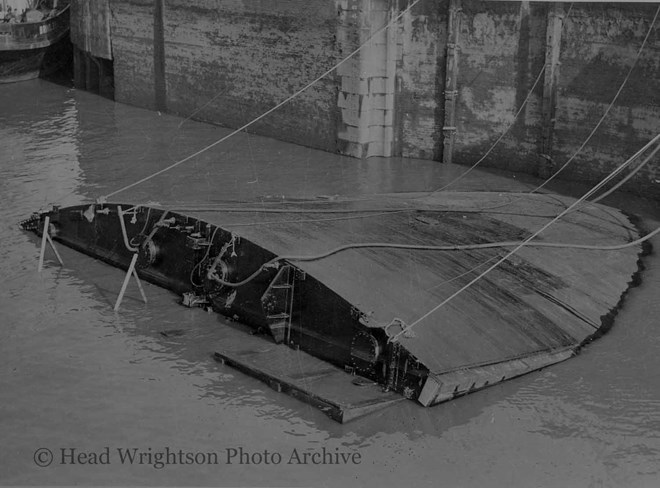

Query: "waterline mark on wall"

xmin=33 ymin=446 xmax=362 ymax=469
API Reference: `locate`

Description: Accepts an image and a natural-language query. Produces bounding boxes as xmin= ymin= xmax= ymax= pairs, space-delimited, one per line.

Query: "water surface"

xmin=1 ymin=80 xmax=659 ymax=487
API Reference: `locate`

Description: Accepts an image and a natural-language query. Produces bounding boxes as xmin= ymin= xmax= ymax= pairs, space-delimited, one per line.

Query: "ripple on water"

xmin=3 ymin=79 xmax=660 ymax=487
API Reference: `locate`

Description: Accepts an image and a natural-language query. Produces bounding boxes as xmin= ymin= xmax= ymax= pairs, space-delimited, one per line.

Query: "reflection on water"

xmin=1 ymin=79 xmax=660 ymax=487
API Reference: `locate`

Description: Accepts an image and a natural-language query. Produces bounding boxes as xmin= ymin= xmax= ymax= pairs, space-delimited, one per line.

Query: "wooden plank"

xmin=213 ymin=333 xmax=404 ymax=423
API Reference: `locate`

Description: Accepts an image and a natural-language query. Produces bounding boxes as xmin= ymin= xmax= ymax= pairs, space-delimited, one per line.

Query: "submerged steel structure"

xmin=20 ymin=190 xmax=644 ymax=421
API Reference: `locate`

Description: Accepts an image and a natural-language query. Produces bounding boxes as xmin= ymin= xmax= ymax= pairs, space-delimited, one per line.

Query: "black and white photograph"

xmin=1 ymin=0 xmax=659 ymax=486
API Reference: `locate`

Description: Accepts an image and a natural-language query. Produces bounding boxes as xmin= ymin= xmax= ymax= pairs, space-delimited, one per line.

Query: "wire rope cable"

xmin=207 ymin=136 xmax=658 ymax=290
xmin=100 ymin=0 xmax=425 ymax=202
xmin=421 ymin=3 xmax=575 ymax=196
xmin=388 ymin=133 xmax=660 ymax=342
xmin=527 ymin=4 xmax=660 ymax=195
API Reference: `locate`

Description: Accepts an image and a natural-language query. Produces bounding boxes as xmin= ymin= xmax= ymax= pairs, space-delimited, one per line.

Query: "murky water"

xmin=1 ymin=79 xmax=660 ymax=487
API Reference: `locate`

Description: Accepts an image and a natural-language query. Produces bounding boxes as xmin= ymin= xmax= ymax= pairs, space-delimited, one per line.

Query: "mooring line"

xmin=579 ymin=138 xmax=660 ymax=207
xmin=206 ymin=221 xmax=659 ymax=291
xmin=426 ymin=3 xmax=659 ymax=201
xmin=390 ymin=132 xmax=660 ymax=342
xmin=100 ymin=0 xmax=425 ymax=202
xmin=422 ymin=3 xmax=575 ymax=196
xmin=528 ymin=4 xmax=660 ymax=195
xmin=428 ymin=3 xmax=659 ymax=217
xmin=424 ymin=60 xmax=547 ymax=195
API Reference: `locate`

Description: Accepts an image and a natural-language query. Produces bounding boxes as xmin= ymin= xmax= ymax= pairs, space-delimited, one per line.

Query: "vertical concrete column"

xmin=539 ymin=2 xmax=564 ymax=177
xmin=336 ymin=0 xmax=398 ymax=158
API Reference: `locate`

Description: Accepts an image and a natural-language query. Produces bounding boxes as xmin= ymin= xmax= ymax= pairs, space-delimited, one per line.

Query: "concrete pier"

xmin=70 ymin=0 xmax=113 ymax=99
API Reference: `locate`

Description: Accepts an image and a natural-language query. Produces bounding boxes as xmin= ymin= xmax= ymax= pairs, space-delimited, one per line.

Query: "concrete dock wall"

xmin=553 ymin=3 xmax=660 ymax=196
xmin=451 ymin=1 xmax=660 ymax=197
xmin=70 ymin=0 xmax=112 ymax=60
xmin=70 ymin=1 xmax=660 ymax=197
xmin=70 ymin=0 xmax=114 ymax=99
xmin=451 ymin=1 xmax=548 ymax=172
xmin=110 ymin=0 xmax=343 ymax=151
xmin=395 ymin=0 xmax=448 ymax=160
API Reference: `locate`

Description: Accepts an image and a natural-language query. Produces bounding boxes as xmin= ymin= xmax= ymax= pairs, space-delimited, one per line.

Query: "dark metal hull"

xmin=0 ymin=5 xmax=70 ymax=83
xmin=20 ymin=203 xmax=416 ymax=397
xmin=20 ymin=193 xmax=644 ymax=418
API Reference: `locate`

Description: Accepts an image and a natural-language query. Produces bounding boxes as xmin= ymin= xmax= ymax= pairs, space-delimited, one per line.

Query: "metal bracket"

xmin=38 ymin=215 xmax=64 ymax=272
xmin=186 ymin=235 xmax=212 ymax=250
xmin=181 ymin=292 xmax=209 ymax=308
xmin=117 ymin=205 xmax=138 ymax=252
xmin=114 ymin=253 xmax=147 ymax=311
xmin=260 ymin=265 xmax=296 ymax=344
xmin=295 ymin=268 xmax=306 ymax=281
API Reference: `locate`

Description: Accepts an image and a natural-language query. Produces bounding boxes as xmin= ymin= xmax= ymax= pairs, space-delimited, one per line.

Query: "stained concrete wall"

xmin=72 ymin=1 xmax=660 ymax=197
xmin=70 ymin=0 xmax=112 ymax=60
xmin=70 ymin=0 xmax=114 ymax=99
xmin=451 ymin=1 xmax=660 ymax=196
xmin=334 ymin=0 xmax=449 ymax=159
xmin=107 ymin=0 xmax=451 ymax=158
xmin=553 ymin=3 xmax=660 ymax=196
xmin=336 ymin=0 xmax=398 ymax=158
xmin=110 ymin=0 xmax=343 ymax=151
xmin=110 ymin=1 xmax=159 ymax=110
xmin=452 ymin=1 xmax=548 ymax=172
xmin=396 ymin=0 xmax=448 ymax=160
